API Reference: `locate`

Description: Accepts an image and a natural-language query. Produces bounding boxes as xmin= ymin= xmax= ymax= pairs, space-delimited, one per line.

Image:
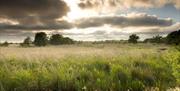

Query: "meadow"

xmin=0 ymin=43 xmax=179 ymax=91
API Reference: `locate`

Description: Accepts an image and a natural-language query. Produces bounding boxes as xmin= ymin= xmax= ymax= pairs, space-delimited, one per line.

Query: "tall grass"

xmin=0 ymin=44 xmax=179 ymax=91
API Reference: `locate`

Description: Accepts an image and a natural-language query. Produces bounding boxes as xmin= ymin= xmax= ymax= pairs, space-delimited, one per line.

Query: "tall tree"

xmin=50 ymin=34 xmax=63 ymax=45
xmin=34 ymin=32 xmax=48 ymax=46
xmin=128 ymin=34 xmax=139 ymax=44
xmin=50 ymin=34 xmax=74 ymax=45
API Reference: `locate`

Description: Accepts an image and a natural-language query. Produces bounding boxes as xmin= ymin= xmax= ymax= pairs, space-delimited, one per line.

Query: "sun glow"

xmin=64 ymin=0 xmax=98 ymax=21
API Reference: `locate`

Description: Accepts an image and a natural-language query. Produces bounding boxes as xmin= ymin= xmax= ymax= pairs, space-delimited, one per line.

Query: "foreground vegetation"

xmin=0 ymin=44 xmax=179 ymax=91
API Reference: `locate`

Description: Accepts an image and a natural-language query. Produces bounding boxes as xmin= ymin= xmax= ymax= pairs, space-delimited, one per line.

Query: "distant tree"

xmin=50 ymin=34 xmax=74 ymax=45
xmin=34 ymin=32 xmax=48 ymax=46
xmin=62 ymin=37 xmax=74 ymax=44
xmin=144 ymin=35 xmax=165 ymax=43
xmin=21 ymin=37 xmax=32 ymax=47
xmin=166 ymin=30 xmax=180 ymax=45
xmin=128 ymin=34 xmax=139 ymax=43
xmin=1 ymin=41 xmax=9 ymax=47
xmin=50 ymin=34 xmax=63 ymax=45
xmin=152 ymin=35 xmax=163 ymax=43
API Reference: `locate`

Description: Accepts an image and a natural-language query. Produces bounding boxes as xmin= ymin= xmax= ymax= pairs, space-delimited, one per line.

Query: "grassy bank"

xmin=0 ymin=44 xmax=179 ymax=91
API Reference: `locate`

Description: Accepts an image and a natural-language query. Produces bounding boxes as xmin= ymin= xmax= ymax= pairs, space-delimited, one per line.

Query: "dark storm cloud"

xmin=0 ymin=0 xmax=69 ymax=24
xmin=0 ymin=21 xmax=73 ymax=30
xmin=0 ymin=13 xmax=174 ymax=30
xmin=75 ymin=13 xmax=173 ymax=28
xmin=0 ymin=30 xmax=34 ymax=36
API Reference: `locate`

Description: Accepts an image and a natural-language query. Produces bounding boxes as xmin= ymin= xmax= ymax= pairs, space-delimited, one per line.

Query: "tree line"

xmin=128 ymin=29 xmax=180 ymax=45
xmin=20 ymin=32 xmax=74 ymax=47
xmin=0 ymin=29 xmax=180 ymax=47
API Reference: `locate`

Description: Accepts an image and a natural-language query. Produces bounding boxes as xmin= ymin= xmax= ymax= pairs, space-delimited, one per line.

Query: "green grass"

xmin=0 ymin=44 xmax=179 ymax=91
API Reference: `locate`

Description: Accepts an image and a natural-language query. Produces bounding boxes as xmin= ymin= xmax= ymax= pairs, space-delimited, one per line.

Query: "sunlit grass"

xmin=0 ymin=43 xmax=179 ymax=91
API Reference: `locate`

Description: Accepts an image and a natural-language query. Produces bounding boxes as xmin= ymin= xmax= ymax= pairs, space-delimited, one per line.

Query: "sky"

xmin=0 ymin=0 xmax=179 ymax=42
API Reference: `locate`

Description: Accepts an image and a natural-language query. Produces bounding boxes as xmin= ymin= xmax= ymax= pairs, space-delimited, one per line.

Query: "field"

xmin=0 ymin=43 xmax=180 ymax=91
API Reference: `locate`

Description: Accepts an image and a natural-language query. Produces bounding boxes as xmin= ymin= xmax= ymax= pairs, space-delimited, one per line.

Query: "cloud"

xmin=0 ymin=0 xmax=69 ymax=25
xmin=90 ymin=30 xmax=107 ymax=35
xmin=0 ymin=13 xmax=174 ymax=30
xmin=78 ymin=0 xmax=180 ymax=9
xmin=75 ymin=13 xmax=173 ymax=28
xmin=0 ymin=11 xmax=179 ymax=42
xmin=172 ymin=0 xmax=180 ymax=9
xmin=0 ymin=21 xmax=73 ymax=30
xmin=78 ymin=1 xmax=96 ymax=9
xmin=78 ymin=0 xmax=112 ymax=10
xmin=109 ymin=22 xmax=180 ymax=35
xmin=0 ymin=13 xmax=175 ymax=31
xmin=69 ymin=22 xmax=180 ymax=41
xmin=1 ymin=22 xmax=179 ymax=42
xmin=123 ymin=0 xmax=180 ymax=9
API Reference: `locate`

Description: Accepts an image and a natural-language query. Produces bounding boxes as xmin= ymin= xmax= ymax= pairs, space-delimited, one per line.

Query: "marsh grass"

xmin=0 ymin=44 xmax=179 ymax=91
